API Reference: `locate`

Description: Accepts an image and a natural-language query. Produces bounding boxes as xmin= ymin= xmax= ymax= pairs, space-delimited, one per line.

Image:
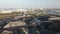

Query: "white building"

xmin=40 ymin=8 xmax=44 ymax=10
xmin=17 ymin=9 xmax=28 ymax=12
xmin=0 ymin=10 xmax=12 ymax=13
xmin=0 ymin=9 xmax=28 ymax=13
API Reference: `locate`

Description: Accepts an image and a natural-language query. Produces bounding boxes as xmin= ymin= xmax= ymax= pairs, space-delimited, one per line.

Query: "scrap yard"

xmin=0 ymin=8 xmax=60 ymax=34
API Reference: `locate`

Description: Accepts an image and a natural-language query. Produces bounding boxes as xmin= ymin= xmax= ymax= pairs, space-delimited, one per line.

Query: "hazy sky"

xmin=0 ymin=0 xmax=60 ymax=8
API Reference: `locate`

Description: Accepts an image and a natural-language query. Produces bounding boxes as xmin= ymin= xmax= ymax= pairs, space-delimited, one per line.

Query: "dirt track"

xmin=4 ymin=21 xmax=27 ymax=28
xmin=49 ymin=17 xmax=60 ymax=20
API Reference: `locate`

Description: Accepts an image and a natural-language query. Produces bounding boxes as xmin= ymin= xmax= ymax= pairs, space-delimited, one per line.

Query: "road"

xmin=4 ymin=21 xmax=27 ymax=28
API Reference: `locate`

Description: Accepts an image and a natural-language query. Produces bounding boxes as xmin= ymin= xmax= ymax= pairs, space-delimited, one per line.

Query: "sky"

xmin=0 ymin=0 xmax=60 ymax=8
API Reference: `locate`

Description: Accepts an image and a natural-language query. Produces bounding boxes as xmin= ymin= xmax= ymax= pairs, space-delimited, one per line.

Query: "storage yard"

xmin=0 ymin=9 xmax=60 ymax=34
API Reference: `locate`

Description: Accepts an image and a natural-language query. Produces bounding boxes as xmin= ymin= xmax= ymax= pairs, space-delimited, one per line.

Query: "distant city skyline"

xmin=0 ymin=0 xmax=60 ymax=8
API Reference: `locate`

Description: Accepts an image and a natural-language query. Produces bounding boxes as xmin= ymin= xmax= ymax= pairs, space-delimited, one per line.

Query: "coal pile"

xmin=0 ymin=16 xmax=60 ymax=34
